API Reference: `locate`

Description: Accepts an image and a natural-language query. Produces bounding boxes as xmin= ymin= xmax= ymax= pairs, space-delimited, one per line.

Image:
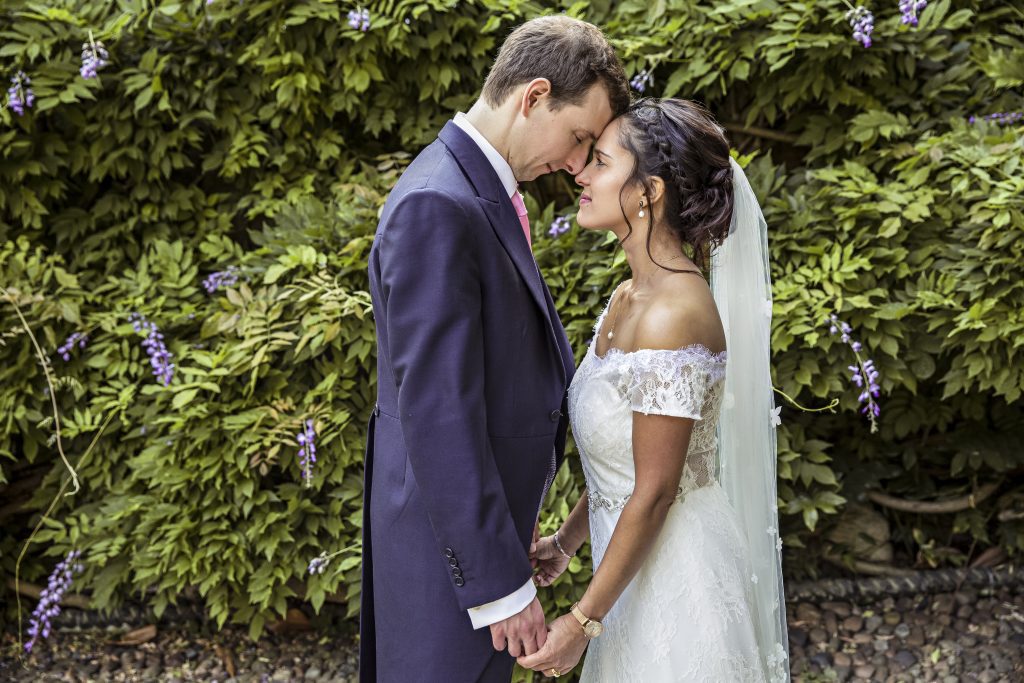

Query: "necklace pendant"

xmin=607 ymin=331 xmax=614 ymax=340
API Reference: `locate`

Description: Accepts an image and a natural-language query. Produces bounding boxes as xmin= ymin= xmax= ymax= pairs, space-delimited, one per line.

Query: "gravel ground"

xmin=1 ymin=625 xmax=360 ymax=683
xmin=2 ymin=585 xmax=1022 ymax=682
xmin=788 ymin=585 xmax=1024 ymax=682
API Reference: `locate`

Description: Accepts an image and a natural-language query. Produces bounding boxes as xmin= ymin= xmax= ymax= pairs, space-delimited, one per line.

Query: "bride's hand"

xmin=516 ymin=613 xmax=589 ymax=676
xmin=529 ymin=535 xmax=571 ymax=587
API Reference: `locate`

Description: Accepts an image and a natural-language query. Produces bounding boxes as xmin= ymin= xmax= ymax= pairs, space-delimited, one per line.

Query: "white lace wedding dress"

xmin=569 ymin=300 xmax=771 ymax=682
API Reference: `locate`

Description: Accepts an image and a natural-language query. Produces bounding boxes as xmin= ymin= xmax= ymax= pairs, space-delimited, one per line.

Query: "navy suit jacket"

xmin=360 ymin=121 xmax=575 ymax=682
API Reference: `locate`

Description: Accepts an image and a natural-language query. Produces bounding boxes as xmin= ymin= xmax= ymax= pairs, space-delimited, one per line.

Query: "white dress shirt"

xmin=452 ymin=112 xmax=538 ymax=630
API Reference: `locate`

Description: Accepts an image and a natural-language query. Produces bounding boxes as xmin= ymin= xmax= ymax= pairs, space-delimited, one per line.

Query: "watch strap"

xmin=571 ymin=602 xmax=593 ymax=629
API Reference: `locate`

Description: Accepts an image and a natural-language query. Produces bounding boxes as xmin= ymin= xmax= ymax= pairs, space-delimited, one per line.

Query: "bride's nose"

xmin=575 ymin=169 xmax=589 ymax=187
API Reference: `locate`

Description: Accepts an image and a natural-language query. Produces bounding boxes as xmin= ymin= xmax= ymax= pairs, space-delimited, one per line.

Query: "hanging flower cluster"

xmin=6 ymin=71 xmax=34 ymax=116
xmin=308 ymin=551 xmax=330 ymax=575
xmin=827 ymin=313 xmax=882 ymax=432
xmin=80 ymin=34 xmax=109 ymax=79
xmin=968 ymin=111 xmax=1023 ymax=126
xmin=128 ymin=313 xmax=175 ymax=386
xmin=898 ymin=0 xmax=928 ymax=26
xmin=57 ymin=332 xmax=88 ymax=361
xmin=25 ymin=550 xmax=83 ymax=653
xmin=202 ymin=266 xmax=241 ymax=294
xmin=630 ymin=69 xmax=653 ymax=93
xmin=306 ymin=545 xmax=359 ymax=576
xmin=348 ymin=8 xmax=371 ymax=31
xmin=845 ymin=6 xmax=875 ymax=48
xmin=548 ymin=215 xmax=571 ymax=237
xmin=297 ymin=419 xmax=317 ymax=486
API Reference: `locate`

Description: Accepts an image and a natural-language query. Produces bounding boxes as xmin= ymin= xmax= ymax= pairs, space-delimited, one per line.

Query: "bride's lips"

xmin=579 ymin=194 xmax=592 ymax=206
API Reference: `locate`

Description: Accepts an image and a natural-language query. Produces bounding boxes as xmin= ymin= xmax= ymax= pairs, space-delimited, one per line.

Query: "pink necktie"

xmin=510 ymin=191 xmax=531 ymax=249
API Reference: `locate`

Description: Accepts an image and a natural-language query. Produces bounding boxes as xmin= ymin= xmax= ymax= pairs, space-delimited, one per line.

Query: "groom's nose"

xmin=564 ymin=147 xmax=588 ymax=175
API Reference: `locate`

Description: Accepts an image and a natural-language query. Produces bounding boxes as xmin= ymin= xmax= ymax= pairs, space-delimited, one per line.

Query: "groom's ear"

xmin=519 ymin=78 xmax=553 ymax=116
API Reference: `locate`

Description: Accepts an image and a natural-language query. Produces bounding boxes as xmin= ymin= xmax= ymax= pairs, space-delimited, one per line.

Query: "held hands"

xmin=529 ymin=535 xmax=571 ymax=587
xmin=489 ymin=596 xmax=547 ymax=658
xmin=516 ymin=613 xmax=589 ymax=676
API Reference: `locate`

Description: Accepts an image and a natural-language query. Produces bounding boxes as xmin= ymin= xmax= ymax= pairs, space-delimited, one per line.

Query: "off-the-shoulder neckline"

xmin=590 ymin=343 xmax=728 ymax=364
xmin=590 ymin=287 xmax=726 ymax=365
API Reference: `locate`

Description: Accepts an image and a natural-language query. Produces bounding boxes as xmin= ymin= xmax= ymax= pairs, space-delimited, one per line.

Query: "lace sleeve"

xmin=626 ymin=346 xmax=726 ymax=419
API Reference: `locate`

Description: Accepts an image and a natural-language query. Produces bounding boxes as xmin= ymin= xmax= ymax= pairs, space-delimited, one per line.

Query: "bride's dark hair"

xmin=616 ymin=98 xmax=733 ymax=271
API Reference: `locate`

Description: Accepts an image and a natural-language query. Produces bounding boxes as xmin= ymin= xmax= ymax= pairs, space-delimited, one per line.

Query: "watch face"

xmin=585 ymin=621 xmax=603 ymax=638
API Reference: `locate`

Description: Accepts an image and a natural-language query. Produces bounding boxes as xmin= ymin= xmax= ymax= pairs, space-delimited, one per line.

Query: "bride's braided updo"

xmin=617 ymin=98 xmax=733 ymax=270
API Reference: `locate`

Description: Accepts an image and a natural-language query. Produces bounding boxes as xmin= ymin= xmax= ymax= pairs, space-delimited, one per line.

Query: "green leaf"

xmin=172 ymin=388 xmax=199 ymax=410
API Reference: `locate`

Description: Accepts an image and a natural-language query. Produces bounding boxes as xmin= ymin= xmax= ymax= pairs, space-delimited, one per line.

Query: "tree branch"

xmin=722 ymin=122 xmax=801 ymax=145
xmin=866 ymin=481 xmax=1001 ymax=514
xmin=823 ymin=552 xmax=917 ymax=578
xmin=6 ymin=578 xmax=93 ymax=610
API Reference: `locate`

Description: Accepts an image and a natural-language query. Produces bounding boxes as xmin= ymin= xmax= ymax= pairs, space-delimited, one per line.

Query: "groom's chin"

xmin=520 ymin=167 xmax=545 ymax=182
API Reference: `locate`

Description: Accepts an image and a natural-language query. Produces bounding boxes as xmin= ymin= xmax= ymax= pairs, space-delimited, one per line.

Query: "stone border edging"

xmin=785 ymin=564 xmax=1022 ymax=602
xmin=38 ymin=564 xmax=1023 ymax=629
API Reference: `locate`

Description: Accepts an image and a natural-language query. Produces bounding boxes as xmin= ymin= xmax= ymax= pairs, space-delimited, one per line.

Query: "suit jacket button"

xmin=448 ymin=557 xmax=458 ymax=567
xmin=452 ymin=567 xmax=463 ymax=577
xmin=454 ymin=576 xmax=465 ymax=587
xmin=444 ymin=547 xmax=454 ymax=558
xmin=549 ymin=409 xmax=561 ymax=422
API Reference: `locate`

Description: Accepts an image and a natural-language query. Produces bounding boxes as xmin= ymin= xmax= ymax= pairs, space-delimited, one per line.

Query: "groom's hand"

xmin=489 ymin=596 xmax=547 ymax=657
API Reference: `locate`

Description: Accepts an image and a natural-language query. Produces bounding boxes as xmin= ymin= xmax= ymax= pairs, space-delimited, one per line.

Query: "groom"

xmin=360 ymin=15 xmax=629 ymax=683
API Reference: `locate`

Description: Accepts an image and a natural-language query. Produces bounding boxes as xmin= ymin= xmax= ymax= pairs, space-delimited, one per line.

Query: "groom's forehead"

xmin=569 ymin=107 xmax=613 ymax=140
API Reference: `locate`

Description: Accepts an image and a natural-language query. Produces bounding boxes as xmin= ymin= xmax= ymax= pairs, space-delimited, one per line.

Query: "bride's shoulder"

xmin=633 ymin=280 xmax=725 ymax=356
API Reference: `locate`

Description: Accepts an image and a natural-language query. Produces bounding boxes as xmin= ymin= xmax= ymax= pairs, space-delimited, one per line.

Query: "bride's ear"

xmin=646 ymin=176 xmax=666 ymax=208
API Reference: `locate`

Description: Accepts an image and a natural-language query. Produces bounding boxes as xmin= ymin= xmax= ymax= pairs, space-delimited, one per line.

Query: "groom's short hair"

xmin=482 ymin=16 xmax=630 ymax=116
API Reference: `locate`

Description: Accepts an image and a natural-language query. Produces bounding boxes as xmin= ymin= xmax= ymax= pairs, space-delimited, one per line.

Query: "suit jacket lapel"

xmin=438 ymin=122 xmax=554 ymax=333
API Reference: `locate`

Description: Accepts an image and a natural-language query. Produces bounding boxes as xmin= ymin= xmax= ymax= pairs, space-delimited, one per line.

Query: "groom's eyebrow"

xmin=577 ymin=128 xmax=597 ymax=141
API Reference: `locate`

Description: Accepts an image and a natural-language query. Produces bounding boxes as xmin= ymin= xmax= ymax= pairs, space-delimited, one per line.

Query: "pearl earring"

xmin=638 ymin=202 xmax=645 ymax=218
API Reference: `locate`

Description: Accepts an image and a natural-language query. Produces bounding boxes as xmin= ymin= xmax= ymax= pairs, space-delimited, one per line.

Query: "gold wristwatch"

xmin=570 ymin=602 xmax=604 ymax=639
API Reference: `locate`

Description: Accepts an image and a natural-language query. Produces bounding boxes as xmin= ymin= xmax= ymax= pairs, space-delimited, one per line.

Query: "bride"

xmin=517 ymin=98 xmax=789 ymax=682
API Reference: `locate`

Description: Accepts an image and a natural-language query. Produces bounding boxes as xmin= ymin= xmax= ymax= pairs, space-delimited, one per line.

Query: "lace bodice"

xmin=568 ymin=303 xmax=727 ymax=512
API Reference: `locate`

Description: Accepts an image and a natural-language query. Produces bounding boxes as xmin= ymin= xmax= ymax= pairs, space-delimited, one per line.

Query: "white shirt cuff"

xmin=467 ymin=579 xmax=537 ymax=630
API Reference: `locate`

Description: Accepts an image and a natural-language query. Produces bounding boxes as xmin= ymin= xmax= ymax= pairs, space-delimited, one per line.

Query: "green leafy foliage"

xmin=1 ymin=0 xmax=1022 ymax=651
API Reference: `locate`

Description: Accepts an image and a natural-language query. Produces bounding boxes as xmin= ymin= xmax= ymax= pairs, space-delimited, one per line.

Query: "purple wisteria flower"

xmin=202 ymin=265 xmax=240 ymax=293
xmin=630 ymin=69 xmax=653 ymax=93
xmin=968 ymin=111 xmax=1024 ymax=126
xmin=6 ymin=71 xmax=35 ymax=116
xmin=347 ymin=8 xmax=371 ymax=31
xmin=899 ymin=0 xmax=928 ymax=26
xmin=128 ymin=313 xmax=175 ymax=386
xmin=548 ymin=215 xmax=571 ymax=237
xmin=297 ymin=419 xmax=317 ymax=486
xmin=845 ymin=6 xmax=874 ymax=48
xmin=57 ymin=332 xmax=88 ymax=361
xmin=827 ymin=313 xmax=881 ymax=433
xmin=25 ymin=550 xmax=83 ymax=653
xmin=308 ymin=551 xmax=329 ymax=575
xmin=80 ymin=35 xmax=109 ymax=79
